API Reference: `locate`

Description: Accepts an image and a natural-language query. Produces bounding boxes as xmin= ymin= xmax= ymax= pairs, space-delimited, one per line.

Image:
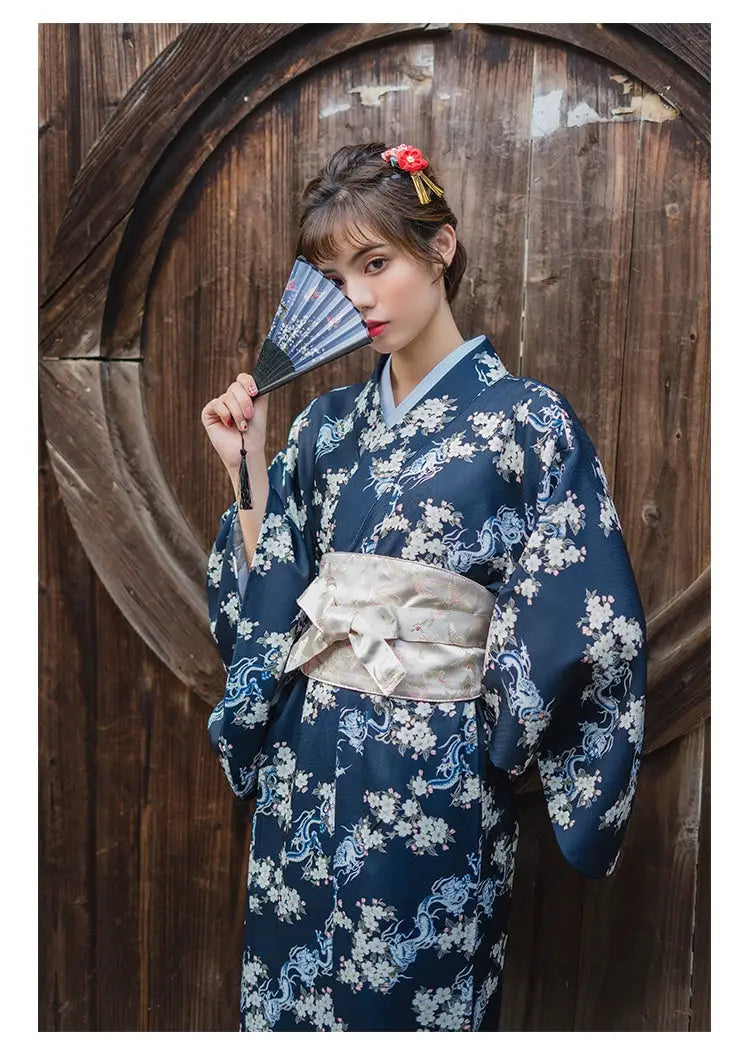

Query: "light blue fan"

xmin=252 ymin=255 xmax=373 ymax=396
xmin=238 ymin=255 xmax=373 ymax=509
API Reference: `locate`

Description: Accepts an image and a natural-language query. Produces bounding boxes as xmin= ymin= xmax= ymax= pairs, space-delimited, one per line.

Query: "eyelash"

xmin=329 ymin=258 xmax=387 ymax=287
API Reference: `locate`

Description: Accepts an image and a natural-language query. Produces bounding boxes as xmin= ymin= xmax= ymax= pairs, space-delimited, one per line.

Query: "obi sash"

xmin=283 ymin=551 xmax=496 ymax=701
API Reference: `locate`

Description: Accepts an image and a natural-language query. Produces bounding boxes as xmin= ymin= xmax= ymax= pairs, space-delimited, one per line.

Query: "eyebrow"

xmin=320 ymin=243 xmax=387 ymax=273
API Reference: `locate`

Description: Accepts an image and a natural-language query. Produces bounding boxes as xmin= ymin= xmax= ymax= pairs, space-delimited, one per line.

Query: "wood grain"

xmin=575 ymin=724 xmax=706 ymax=1029
xmin=519 ymin=40 xmax=642 ymax=480
xmin=484 ymin=24 xmax=709 ymax=141
xmin=690 ymin=718 xmax=710 ymax=1030
xmin=500 ymin=792 xmax=587 ymax=1029
xmin=39 ymin=22 xmax=710 ymax=1031
xmin=631 ymin=24 xmax=710 ymax=83
xmin=39 ymin=393 xmax=96 ymax=1030
xmin=614 ymin=114 xmax=710 ymax=614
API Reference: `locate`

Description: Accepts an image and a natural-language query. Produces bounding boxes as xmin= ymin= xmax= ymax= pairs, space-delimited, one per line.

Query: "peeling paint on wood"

xmin=319 ymin=100 xmax=351 ymax=118
xmin=347 ymin=82 xmax=410 ymax=107
xmin=532 ymin=86 xmax=678 ymax=138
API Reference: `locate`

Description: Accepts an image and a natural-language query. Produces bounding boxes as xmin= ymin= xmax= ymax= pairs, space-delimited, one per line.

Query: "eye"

xmin=326 ymin=257 xmax=387 ymax=288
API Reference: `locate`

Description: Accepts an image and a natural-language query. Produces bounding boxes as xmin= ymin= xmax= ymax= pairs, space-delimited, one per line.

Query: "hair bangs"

xmin=299 ymin=191 xmax=410 ymax=269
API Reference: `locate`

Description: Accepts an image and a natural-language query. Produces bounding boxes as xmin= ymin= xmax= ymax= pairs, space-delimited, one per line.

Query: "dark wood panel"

xmin=575 ymin=725 xmax=705 ymax=1029
xmin=432 ymin=28 xmax=533 ymax=372
xmin=39 ymin=215 xmax=128 ymax=357
xmin=40 ymin=359 xmax=225 ymax=703
xmin=78 ymin=23 xmax=186 ymax=157
xmin=644 ymin=569 xmax=710 ymax=754
xmin=38 ymin=396 xmax=97 ymax=1030
xmin=487 ymin=23 xmax=708 ymax=141
xmin=520 ymin=40 xmax=642 ymax=482
xmin=630 ymin=24 xmax=710 ymax=82
xmin=614 ymin=116 xmax=710 ymax=613
xmin=691 ymin=718 xmax=710 ymax=1030
xmin=500 ymin=792 xmax=587 ymax=1030
xmin=90 ymin=575 xmax=250 ymax=1029
xmin=39 ymin=24 xmax=78 ymax=294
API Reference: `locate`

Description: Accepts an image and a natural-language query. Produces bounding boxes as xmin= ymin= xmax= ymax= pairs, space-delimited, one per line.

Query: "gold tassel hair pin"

xmin=381 ymin=143 xmax=445 ymax=205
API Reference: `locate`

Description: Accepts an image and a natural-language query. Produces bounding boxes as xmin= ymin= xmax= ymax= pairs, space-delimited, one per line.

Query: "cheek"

xmin=384 ymin=268 xmax=426 ymax=311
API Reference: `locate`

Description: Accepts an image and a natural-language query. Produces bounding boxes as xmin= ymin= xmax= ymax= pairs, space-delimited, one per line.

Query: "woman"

xmin=200 ymin=143 xmax=647 ymax=1032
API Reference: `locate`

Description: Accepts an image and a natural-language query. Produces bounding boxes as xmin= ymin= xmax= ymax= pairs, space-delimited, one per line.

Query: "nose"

xmin=343 ymin=276 xmax=376 ymax=315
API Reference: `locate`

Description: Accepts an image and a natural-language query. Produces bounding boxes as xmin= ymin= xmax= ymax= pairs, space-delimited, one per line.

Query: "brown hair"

xmin=295 ymin=143 xmax=467 ymax=304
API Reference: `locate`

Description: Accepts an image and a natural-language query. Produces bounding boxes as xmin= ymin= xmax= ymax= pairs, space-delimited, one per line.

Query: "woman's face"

xmin=314 ymin=224 xmax=452 ymax=354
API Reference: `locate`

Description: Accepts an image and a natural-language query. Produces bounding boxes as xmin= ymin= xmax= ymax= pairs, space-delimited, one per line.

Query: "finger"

xmin=223 ymin=390 xmax=248 ymax=430
xmin=228 ymin=380 xmax=255 ymax=420
xmin=237 ymin=372 xmax=259 ymax=397
xmin=208 ymin=397 xmax=233 ymax=429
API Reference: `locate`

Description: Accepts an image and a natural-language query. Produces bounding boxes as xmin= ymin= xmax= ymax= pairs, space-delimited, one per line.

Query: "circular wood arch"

xmin=39 ymin=23 xmax=709 ymax=768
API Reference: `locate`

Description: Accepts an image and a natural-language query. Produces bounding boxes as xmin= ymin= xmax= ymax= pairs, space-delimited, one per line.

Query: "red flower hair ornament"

xmin=381 ymin=143 xmax=445 ymax=205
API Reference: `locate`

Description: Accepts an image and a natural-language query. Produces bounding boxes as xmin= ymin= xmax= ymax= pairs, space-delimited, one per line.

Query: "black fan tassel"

xmin=238 ymin=431 xmax=253 ymax=509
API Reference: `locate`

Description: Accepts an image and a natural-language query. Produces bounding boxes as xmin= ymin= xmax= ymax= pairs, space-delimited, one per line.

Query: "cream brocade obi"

xmin=283 ymin=551 xmax=496 ymax=702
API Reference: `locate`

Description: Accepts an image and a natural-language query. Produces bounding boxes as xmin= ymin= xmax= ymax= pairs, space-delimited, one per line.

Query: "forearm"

xmin=227 ymin=449 xmax=270 ymax=569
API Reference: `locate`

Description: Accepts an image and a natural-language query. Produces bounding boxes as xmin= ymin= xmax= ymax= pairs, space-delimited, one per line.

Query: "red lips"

xmin=366 ymin=320 xmax=388 ymax=334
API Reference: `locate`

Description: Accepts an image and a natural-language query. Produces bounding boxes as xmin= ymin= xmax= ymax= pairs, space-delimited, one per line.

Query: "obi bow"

xmin=283 ymin=577 xmax=416 ymax=696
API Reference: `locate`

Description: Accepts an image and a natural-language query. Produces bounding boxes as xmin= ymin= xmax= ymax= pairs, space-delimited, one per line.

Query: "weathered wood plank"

xmin=519 ymin=40 xmax=642 ymax=486
xmin=39 ymin=215 xmax=129 ymax=356
xmin=482 ymin=24 xmax=708 ymax=141
xmin=630 ymin=24 xmax=710 ymax=82
xmin=500 ymin=791 xmax=587 ymax=1029
xmin=690 ymin=718 xmax=710 ymax=1030
xmin=644 ymin=568 xmax=710 ymax=753
xmin=78 ymin=23 xmax=186 ymax=158
xmin=39 ymin=24 xmax=78 ymax=292
xmin=614 ymin=115 xmax=710 ymax=615
xmin=575 ymin=724 xmax=705 ymax=1029
xmin=91 ymin=588 xmax=251 ymax=1028
xmin=40 ymin=358 xmax=225 ymax=702
xmin=38 ymin=394 xmax=97 ymax=1030
xmin=431 ymin=27 xmax=534 ymax=373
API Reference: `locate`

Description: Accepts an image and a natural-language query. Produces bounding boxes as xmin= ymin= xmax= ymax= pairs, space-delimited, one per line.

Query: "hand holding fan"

xmin=238 ymin=255 xmax=373 ymax=509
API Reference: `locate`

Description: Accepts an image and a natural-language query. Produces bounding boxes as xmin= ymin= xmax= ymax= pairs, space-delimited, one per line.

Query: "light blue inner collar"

xmin=379 ymin=334 xmax=487 ymax=428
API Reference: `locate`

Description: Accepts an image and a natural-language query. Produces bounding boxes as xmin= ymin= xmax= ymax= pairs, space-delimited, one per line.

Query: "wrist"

xmin=225 ymin=449 xmax=267 ymax=493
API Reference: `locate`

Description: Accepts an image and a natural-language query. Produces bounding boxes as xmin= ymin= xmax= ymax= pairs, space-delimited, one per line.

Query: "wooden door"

xmin=39 ymin=23 xmax=709 ymax=1030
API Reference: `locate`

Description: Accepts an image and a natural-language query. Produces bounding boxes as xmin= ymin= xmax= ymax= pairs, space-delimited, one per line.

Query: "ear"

xmin=431 ymin=222 xmax=457 ymax=268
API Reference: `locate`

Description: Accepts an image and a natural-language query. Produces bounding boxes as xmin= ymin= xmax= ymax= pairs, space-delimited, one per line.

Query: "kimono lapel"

xmin=334 ymin=336 xmax=509 ymax=552
xmin=379 ymin=334 xmax=489 ymax=428
xmin=355 ymin=335 xmax=507 ymax=456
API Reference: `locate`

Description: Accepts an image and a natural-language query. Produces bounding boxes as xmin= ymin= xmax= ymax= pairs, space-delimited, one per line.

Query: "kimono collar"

xmin=377 ymin=334 xmax=490 ymax=429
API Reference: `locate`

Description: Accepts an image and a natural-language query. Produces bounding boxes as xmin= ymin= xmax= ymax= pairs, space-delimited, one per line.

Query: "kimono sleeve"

xmin=205 ymin=398 xmax=319 ymax=798
xmin=480 ymin=407 xmax=647 ymax=878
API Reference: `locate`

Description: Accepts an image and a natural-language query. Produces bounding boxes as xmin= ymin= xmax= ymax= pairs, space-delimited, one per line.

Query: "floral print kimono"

xmin=206 ymin=334 xmax=647 ymax=1032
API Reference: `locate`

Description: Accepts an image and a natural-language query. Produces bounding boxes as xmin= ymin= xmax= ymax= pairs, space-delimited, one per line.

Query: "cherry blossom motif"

xmin=206 ymin=334 xmax=647 ymax=1030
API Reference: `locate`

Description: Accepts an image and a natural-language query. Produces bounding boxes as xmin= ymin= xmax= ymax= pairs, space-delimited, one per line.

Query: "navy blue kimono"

xmin=206 ymin=335 xmax=647 ymax=1031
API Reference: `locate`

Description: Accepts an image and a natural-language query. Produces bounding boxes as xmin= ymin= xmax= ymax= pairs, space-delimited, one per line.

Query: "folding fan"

xmin=238 ymin=255 xmax=374 ymax=509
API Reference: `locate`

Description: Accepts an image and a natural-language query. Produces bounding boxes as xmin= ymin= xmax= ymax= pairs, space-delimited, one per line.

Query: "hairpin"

xmin=381 ymin=144 xmax=445 ymax=205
